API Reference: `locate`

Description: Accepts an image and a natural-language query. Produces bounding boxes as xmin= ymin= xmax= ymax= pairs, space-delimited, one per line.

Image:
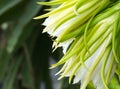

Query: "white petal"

xmin=64 ymin=57 xmax=74 ymax=76
xmin=73 ymin=39 xmax=106 ymax=89
xmin=74 ymin=40 xmax=105 ymax=81
xmin=58 ymin=38 xmax=74 ymax=54
xmin=52 ymin=15 xmax=79 ymax=36
xmin=42 ymin=7 xmax=73 ymax=34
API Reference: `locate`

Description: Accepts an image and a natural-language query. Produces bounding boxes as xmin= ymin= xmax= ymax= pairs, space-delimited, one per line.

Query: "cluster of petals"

xmin=35 ymin=0 xmax=120 ymax=89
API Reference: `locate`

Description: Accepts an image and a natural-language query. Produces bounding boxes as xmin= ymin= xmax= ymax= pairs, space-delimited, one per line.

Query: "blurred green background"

xmin=0 ymin=0 xmax=120 ymax=89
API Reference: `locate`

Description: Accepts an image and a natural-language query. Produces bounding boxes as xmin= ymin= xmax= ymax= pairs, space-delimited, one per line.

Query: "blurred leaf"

xmin=0 ymin=0 xmax=28 ymax=24
xmin=31 ymin=31 xmax=53 ymax=89
xmin=0 ymin=0 xmax=21 ymax=16
xmin=0 ymin=0 xmax=63 ymax=89
xmin=6 ymin=0 xmax=45 ymax=53
xmin=0 ymin=49 xmax=10 ymax=82
xmin=16 ymin=20 xmax=43 ymax=50
xmin=52 ymin=48 xmax=63 ymax=61
xmin=2 ymin=55 xmax=22 ymax=89
xmin=13 ymin=81 xmax=19 ymax=89
xmin=21 ymin=45 xmax=35 ymax=89
xmin=21 ymin=59 xmax=34 ymax=89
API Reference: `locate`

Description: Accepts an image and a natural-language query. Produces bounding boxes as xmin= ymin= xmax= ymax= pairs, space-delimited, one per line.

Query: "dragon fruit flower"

xmin=35 ymin=0 xmax=120 ymax=89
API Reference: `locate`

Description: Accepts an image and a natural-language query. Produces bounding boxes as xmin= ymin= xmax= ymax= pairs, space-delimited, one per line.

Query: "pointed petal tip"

xmin=69 ymin=79 xmax=72 ymax=84
xmin=33 ymin=14 xmax=47 ymax=19
xmin=58 ymin=76 xmax=64 ymax=80
xmin=69 ymin=75 xmax=74 ymax=84
xmin=49 ymin=66 xmax=55 ymax=69
xmin=36 ymin=1 xmax=59 ymax=6
xmin=42 ymin=30 xmax=46 ymax=33
xmin=36 ymin=2 xmax=39 ymax=4
xmin=49 ymin=64 xmax=58 ymax=69
xmin=36 ymin=2 xmax=47 ymax=5
xmin=55 ymin=72 xmax=60 ymax=76
xmin=33 ymin=16 xmax=40 ymax=19
xmin=55 ymin=73 xmax=58 ymax=76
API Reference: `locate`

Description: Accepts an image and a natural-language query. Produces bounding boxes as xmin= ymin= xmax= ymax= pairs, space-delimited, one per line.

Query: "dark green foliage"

xmin=0 ymin=0 xmax=55 ymax=89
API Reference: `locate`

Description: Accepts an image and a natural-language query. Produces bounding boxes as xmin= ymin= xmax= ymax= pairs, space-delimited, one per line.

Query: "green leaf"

xmin=21 ymin=58 xmax=35 ymax=89
xmin=13 ymin=81 xmax=19 ymax=89
xmin=0 ymin=0 xmax=28 ymax=24
xmin=16 ymin=20 xmax=42 ymax=50
xmin=2 ymin=55 xmax=22 ymax=89
xmin=31 ymin=32 xmax=53 ymax=89
xmin=0 ymin=0 xmax=21 ymax=16
xmin=0 ymin=49 xmax=10 ymax=82
xmin=21 ymin=45 xmax=35 ymax=89
xmin=6 ymin=0 xmax=45 ymax=53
